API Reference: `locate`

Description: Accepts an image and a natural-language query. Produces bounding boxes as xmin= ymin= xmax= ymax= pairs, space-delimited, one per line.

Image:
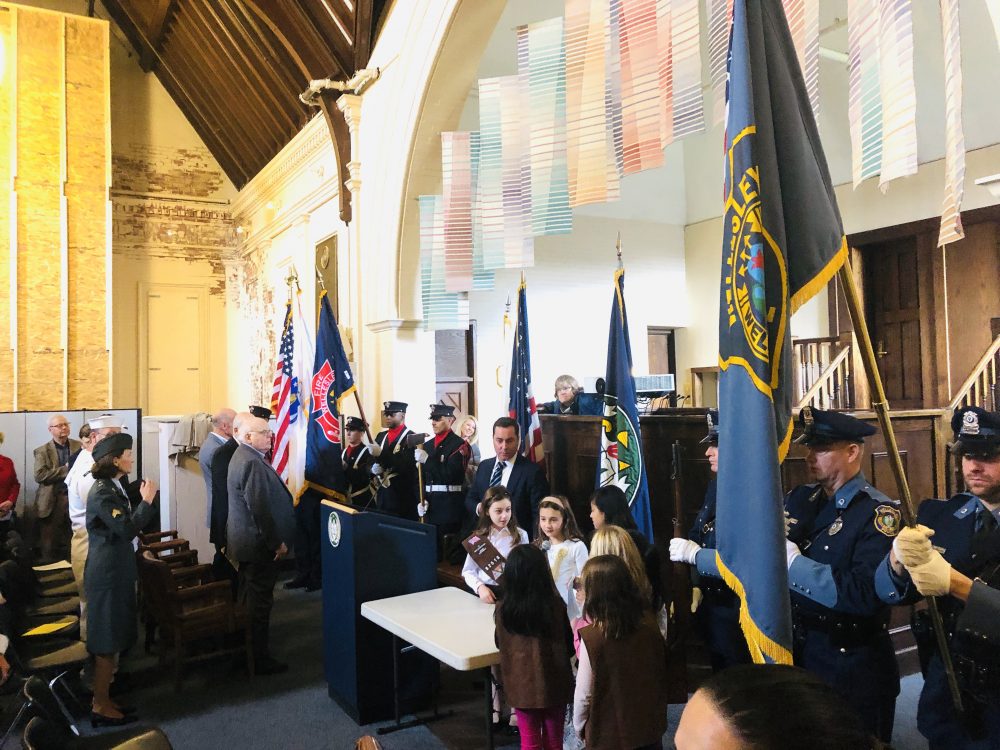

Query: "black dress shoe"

xmin=254 ymin=658 xmax=288 ymax=676
xmin=284 ymin=577 xmax=309 ymax=590
xmin=304 ymin=582 xmax=321 ymax=592
xmin=91 ymin=711 xmax=138 ymax=728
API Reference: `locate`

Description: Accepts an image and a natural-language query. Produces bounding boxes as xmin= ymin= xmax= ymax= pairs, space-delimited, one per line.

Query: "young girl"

xmin=495 ymin=545 xmax=574 ymax=750
xmin=534 ymin=496 xmax=589 ymax=621
xmin=462 ymin=485 xmax=528 ymax=604
xmin=573 ymin=555 xmax=669 ymax=750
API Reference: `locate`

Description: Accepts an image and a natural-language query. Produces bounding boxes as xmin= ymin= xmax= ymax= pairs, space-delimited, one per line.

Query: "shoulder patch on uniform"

xmin=874 ymin=505 xmax=901 ymax=537
xmin=111 ymin=508 xmax=123 ymax=519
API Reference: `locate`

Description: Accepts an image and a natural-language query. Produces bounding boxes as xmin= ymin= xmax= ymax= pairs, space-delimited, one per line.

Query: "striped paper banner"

xmin=565 ymin=0 xmax=621 ymax=206
xmin=517 ymin=18 xmax=573 ymax=236
xmin=616 ymin=0 xmax=664 ymax=174
xmin=669 ymin=0 xmax=705 ymax=139
xmin=782 ymin=0 xmax=820 ymax=119
xmin=607 ymin=0 xmax=625 ymax=178
xmin=938 ymin=0 xmax=965 ymax=246
xmin=441 ymin=132 xmax=474 ymax=293
xmin=877 ymin=0 xmax=917 ymax=189
xmin=707 ymin=0 xmax=733 ymax=127
xmin=848 ymin=0 xmax=883 ymax=186
xmin=478 ymin=75 xmax=534 ymax=269
xmin=656 ymin=0 xmax=674 ymax=146
xmin=419 ymin=195 xmax=470 ymax=331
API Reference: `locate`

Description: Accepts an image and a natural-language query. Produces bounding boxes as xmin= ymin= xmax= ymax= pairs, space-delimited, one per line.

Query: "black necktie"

xmin=489 ymin=461 xmax=506 ymax=488
xmin=971 ymin=509 xmax=999 ymax=562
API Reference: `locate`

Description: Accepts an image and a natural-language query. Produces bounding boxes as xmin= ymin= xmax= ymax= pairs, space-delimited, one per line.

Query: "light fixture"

xmin=974 ymin=174 xmax=1000 ymax=199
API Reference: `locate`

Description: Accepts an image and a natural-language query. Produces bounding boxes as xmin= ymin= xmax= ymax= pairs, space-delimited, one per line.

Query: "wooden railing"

xmin=795 ymin=341 xmax=853 ymax=410
xmin=949 ymin=335 xmax=1000 ymax=411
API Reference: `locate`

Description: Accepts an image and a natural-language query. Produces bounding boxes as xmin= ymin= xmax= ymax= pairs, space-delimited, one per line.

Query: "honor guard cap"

xmin=91 ymin=432 xmax=133 ymax=462
xmin=793 ymin=406 xmax=876 ymax=446
xmin=382 ymin=401 xmax=407 ymax=414
xmin=950 ymin=406 xmax=1000 ymax=458
xmin=429 ymin=404 xmax=456 ymax=420
xmin=249 ymin=405 xmax=272 ymax=420
xmin=699 ymin=409 xmax=720 ymax=445
xmin=345 ymin=417 xmax=366 ymax=432
xmin=88 ymin=414 xmax=124 ymax=430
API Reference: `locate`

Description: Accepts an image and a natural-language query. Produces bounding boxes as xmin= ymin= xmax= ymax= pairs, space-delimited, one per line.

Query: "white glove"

xmin=785 ymin=539 xmax=802 ymax=568
xmin=690 ymin=587 xmax=703 ymax=614
xmin=784 ymin=510 xmax=792 ymax=538
xmin=907 ymin=549 xmax=952 ymax=596
xmin=371 ymin=462 xmax=383 ymax=475
xmin=414 ymin=448 xmax=428 ymax=465
xmin=417 ymin=501 xmax=428 ymax=518
xmin=893 ymin=524 xmax=935 ymax=569
xmin=669 ymin=538 xmax=700 ymax=566
xmin=369 ymin=443 xmax=382 ymax=458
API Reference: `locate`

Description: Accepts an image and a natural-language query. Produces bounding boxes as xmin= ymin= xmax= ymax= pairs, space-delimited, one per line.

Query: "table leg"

xmin=484 ymin=666 xmax=494 ymax=750
xmin=392 ymin=634 xmax=401 ymax=726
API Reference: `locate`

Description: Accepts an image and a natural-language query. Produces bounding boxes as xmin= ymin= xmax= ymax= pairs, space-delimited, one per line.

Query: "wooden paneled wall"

xmin=0 ymin=4 xmax=111 ymax=410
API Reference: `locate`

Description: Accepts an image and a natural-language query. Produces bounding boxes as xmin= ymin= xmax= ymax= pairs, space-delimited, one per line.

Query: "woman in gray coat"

xmin=85 ymin=432 xmax=157 ymax=726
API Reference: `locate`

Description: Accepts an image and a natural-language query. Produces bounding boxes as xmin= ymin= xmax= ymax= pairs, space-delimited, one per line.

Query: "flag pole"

xmin=836 ymin=260 xmax=964 ymax=714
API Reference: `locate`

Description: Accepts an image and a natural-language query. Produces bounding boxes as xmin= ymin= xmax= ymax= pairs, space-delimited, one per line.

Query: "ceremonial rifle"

xmin=666 ymin=440 xmax=691 ymax=701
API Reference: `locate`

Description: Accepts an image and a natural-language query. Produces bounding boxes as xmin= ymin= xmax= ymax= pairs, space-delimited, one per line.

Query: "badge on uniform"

xmin=873 ymin=505 xmax=901 ymax=537
xmin=111 ymin=508 xmax=122 ymax=519
xmin=828 ymin=517 xmax=843 ymax=536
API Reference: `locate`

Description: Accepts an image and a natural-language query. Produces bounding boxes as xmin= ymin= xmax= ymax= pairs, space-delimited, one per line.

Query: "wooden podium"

xmin=320 ymin=500 xmax=438 ymax=725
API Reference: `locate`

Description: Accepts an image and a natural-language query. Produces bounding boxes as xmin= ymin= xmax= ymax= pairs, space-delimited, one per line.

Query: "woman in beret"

xmin=85 ymin=432 xmax=157 ymax=726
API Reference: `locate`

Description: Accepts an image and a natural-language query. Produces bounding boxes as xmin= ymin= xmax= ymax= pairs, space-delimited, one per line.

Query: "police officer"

xmin=416 ymin=404 xmax=470 ymax=557
xmin=370 ymin=401 xmax=419 ymax=521
xmin=342 ymin=417 xmax=374 ymax=507
xmin=784 ymin=407 xmax=901 ymax=743
xmin=683 ymin=410 xmax=751 ymax=672
xmin=876 ymin=405 xmax=1000 ymax=748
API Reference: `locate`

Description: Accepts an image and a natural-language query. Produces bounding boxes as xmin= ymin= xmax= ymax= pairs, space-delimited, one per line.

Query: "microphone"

xmin=540 ymin=540 xmax=551 ymax=552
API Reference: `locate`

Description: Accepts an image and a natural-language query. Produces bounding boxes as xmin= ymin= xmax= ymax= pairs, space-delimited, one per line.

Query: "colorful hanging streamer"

xmin=419 ymin=195 xmax=470 ymax=331
xmin=616 ymin=0 xmax=664 ymax=173
xmin=848 ymin=0 xmax=884 ymax=185
xmin=782 ymin=0 xmax=820 ymax=119
xmin=442 ymin=132 xmax=494 ymax=293
xmin=938 ymin=0 xmax=965 ymax=246
xmin=668 ymin=0 xmax=704 ymax=139
xmin=707 ymin=0 xmax=733 ymax=127
xmin=517 ymin=18 xmax=573 ymax=236
xmin=876 ymin=0 xmax=918 ymax=190
xmin=656 ymin=0 xmax=674 ymax=146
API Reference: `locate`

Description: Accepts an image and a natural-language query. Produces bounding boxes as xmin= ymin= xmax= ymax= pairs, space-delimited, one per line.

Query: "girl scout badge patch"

xmin=874 ymin=505 xmax=901 ymax=537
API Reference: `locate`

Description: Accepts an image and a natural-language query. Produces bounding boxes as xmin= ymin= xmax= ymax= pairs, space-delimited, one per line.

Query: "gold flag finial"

xmin=616 ymin=232 xmax=623 ymax=266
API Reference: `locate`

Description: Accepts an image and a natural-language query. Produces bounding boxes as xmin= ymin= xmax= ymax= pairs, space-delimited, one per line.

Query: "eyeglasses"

xmin=250 ymin=429 xmax=273 ymax=436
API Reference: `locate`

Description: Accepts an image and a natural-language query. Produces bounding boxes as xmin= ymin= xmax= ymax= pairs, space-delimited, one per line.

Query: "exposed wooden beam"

xmin=318 ymin=91 xmax=353 ymax=224
xmin=139 ymin=0 xmax=178 ymax=69
xmin=239 ymin=0 xmax=345 ymax=80
xmin=297 ymin=2 xmax=356 ymax=75
xmin=354 ymin=0 xmax=375 ymax=69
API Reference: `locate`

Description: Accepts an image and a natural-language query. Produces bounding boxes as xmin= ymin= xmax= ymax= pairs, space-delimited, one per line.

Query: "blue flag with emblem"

xmin=715 ymin=0 xmax=848 ymax=664
xmin=597 ymin=268 xmax=653 ymax=541
xmin=304 ymin=290 xmax=355 ymax=501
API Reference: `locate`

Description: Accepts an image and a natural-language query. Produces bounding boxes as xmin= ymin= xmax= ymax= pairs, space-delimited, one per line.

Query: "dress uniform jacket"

xmin=687 ymin=478 xmax=750 ymax=671
xmin=84 ymin=478 xmax=157 ymax=655
xmin=342 ymin=443 xmax=375 ymax=506
xmin=372 ymin=427 xmax=419 ymax=521
xmin=33 ymin=439 xmax=80 ymax=518
xmin=876 ymin=493 xmax=1000 ymax=749
xmin=420 ymin=431 xmax=469 ymax=533
xmin=784 ymin=473 xmax=900 ymax=739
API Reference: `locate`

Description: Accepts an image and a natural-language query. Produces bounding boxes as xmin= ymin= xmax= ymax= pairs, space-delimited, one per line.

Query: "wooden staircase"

xmin=793 ymin=334 xmax=863 ymax=411
xmin=949 ymin=334 xmax=1000 ymax=412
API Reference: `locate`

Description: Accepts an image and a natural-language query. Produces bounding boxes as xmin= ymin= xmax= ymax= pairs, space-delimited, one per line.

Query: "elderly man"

xmin=33 ymin=414 xmax=80 ymax=561
xmin=227 ymin=415 xmax=295 ymax=675
xmin=208 ymin=412 xmax=244 ymax=595
xmin=199 ymin=408 xmax=236 ymax=532
xmin=417 ymin=404 xmax=470 ymax=556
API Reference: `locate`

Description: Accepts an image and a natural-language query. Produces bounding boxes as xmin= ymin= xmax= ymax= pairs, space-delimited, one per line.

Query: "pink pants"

xmin=513 ymin=705 xmax=565 ymax=750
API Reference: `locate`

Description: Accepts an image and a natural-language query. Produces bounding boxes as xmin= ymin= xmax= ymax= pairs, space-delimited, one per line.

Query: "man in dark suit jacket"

xmin=464 ymin=417 xmax=548 ymax=538
xmin=209 ymin=418 xmax=240 ymax=597
xmin=227 ymin=416 xmax=295 ymax=674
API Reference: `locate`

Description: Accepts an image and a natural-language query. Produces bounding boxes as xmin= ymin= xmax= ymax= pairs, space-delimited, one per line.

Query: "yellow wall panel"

xmin=0 ymin=9 xmax=13 ymax=410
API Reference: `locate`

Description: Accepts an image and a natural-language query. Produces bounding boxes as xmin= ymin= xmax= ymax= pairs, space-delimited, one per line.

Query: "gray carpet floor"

xmin=0 ymin=577 xmax=930 ymax=748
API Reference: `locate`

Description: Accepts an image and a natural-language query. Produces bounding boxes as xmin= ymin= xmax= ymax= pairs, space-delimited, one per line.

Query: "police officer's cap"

xmin=345 ymin=417 xmax=366 ymax=432
xmin=382 ymin=401 xmax=407 ymax=414
xmin=249 ymin=405 xmax=272 ymax=420
xmin=950 ymin=406 xmax=1000 ymax=458
xmin=92 ymin=432 xmax=134 ymax=462
xmin=699 ymin=409 xmax=720 ymax=446
xmin=793 ymin=406 xmax=876 ymax=446
xmin=429 ymin=404 xmax=456 ymax=420
xmin=88 ymin=414 xmax=124 ymax=430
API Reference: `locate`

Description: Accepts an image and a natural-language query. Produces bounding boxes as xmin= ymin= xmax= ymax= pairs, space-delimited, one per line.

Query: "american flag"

xmin=508 ymin=279 xmax=544 ymax=466
xmin=270 ymin=299 xmax=298 ymax=479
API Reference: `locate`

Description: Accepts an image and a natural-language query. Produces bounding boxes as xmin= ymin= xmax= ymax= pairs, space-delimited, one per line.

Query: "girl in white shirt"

xmin=534 ymin=496 xmax=589 ymax=621
xmin=462 ymin=485 xmax=529 ymax=603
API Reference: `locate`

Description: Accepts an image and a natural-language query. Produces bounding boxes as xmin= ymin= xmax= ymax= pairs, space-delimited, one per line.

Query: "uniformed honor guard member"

xmin=342 ymin=417 xmax=374 ymax=506
xmin=876 ymin=406 xmax=1000 ymax=749
xmin=370 ymin=401 xmax=419 ymax=521
xmin=416 ymin=404 xmax=470 ymax=554
xmin=680 ymin=410 xmax=751 ymax=672
xmin=783 ymin=407 xmax=901 ymax=743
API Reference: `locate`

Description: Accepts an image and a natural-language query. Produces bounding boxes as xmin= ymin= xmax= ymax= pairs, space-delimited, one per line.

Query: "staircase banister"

xmin=795 ymin=343 xmax=852 ymax=409
xmin=949 ymin=335 xmax=1000 ymax=410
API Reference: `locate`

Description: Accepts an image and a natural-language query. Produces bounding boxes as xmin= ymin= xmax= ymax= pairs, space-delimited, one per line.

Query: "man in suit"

xmin=417 ymin=404 xmax=469 ymax=555
xmin=198 ymin=408 xmax=236 ymax=532
xmin=464 ymin=416 xmax=548 ymax=538
xmin=33 ymin=414 xmax=80 ymax=562
xmin=209 ymin=411 xmax=245 ymax=597
xmin=370 ymin=401 xmax=419 ymax=521
xmin=227 ymin=415 xmax=295 ymax=675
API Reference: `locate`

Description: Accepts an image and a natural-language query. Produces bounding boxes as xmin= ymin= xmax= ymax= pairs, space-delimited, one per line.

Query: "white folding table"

xmin=361 ymin=587 xmax=501 ymax=749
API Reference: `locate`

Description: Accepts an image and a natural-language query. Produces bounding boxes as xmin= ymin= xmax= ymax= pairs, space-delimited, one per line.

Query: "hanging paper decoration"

xmin=607 ymin=0 xmax=625 ymax=177
xmin=667 ymin=0 xmax=704 ymax=139
xmin=782 ymin=0 xmax=820 ymax=119
xmin=419 ymin=195 xmax=470 ymax=331
xmin=517 ymin=18 xmax=573 ymax=236
xmin=442 ymin=132 xmax=493 ymax=293
xmin=848 ymin=0 xmax=883 ymax=185
xmin=478 ymin=75 xmax=534 ymax=269
xmin=656 ymin=0 xmax=674 ymax=145
xmin=616 ymin=0 xmax=664 ymax=173
xmin=707 ymin=0 xmax=733 ymax=127
xmin=564 ymin=0 xmax=621 ymax=206
xmin=937 ymin=0 xmax=965 ymax=246
xmin=876 ymin=0 xmax=918 ymax=189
